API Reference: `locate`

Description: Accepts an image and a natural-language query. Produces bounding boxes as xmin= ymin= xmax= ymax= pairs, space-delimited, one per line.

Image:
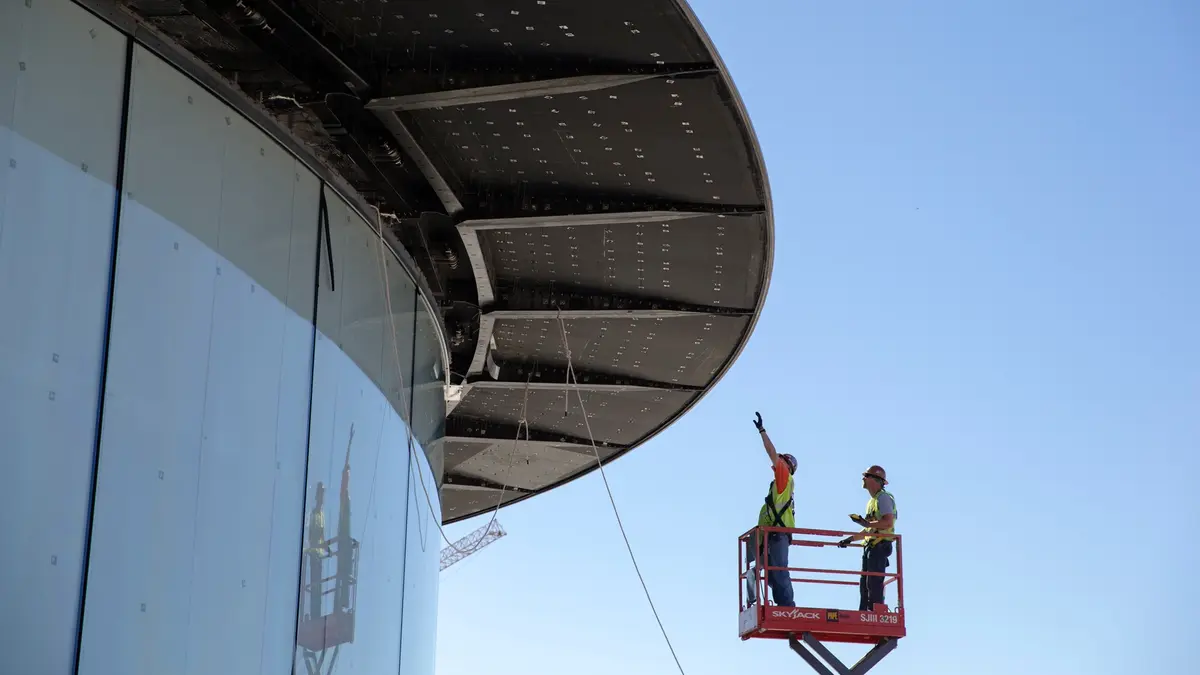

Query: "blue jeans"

xmin=859 ymin=540 xmax=892 ymax=611
xmin=747 ymin=532 xmax=795 ymax=607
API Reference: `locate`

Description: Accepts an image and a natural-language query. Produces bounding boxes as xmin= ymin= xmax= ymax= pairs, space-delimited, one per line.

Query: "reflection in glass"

xmin=295 ymin=196 xmax=421 ymax=675
xmin=297 ymin=425 xmax=361 ymax=670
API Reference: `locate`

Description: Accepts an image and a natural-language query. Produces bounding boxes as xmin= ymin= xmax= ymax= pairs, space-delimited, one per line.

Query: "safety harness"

xmin=763 ymin=482 xmax=794 ymax=542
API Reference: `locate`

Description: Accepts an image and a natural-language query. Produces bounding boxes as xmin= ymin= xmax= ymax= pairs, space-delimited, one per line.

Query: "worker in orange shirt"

xmin=745 ymin=412 xmax=798 ymax=607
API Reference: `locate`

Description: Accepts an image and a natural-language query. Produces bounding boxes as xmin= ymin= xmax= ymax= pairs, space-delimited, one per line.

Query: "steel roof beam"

xmin=366 ymin=65 xmax=717 ymax=112
xmin=210 ymin=0 xmax=463 ymax=216
xmin=231 ymin=0 xmax=367 ymax=95
xmin=440 ymin=436 xmax=599 ymax=453
xmin=173 ymin=0 xmax=445 ymax=216
xmin=458 ymin=185 xmax=765 ymax=223
xmin=487 ymin=307 xmax=750 ymax=320
xmin=221 ymin=0 xmax=371 ymax=96
xmin=442 ymin=473 xmax=533 ymax=494
xmin=471 ymin=361 xmax=701 ymax=394
xmin=489 ymin=281 xmax=753 ymax=318
xmin=371 ymin=111 xmax=465 ymax=215
xmin=311 ymin=96 xmax=421 ymax=215
xmin=457 ymin=203 xmax=762 ymax=231
xmin=445 ymin=418 xmax=622 ymax=451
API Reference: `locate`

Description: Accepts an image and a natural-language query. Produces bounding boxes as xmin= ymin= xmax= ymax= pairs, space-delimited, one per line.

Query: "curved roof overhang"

xmin=100 ymin=0 xmax=774 ymax=524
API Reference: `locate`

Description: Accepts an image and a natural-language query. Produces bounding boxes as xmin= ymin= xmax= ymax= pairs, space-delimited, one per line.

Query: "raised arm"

xmin=753 ymin=412 xmax=779 ymax=464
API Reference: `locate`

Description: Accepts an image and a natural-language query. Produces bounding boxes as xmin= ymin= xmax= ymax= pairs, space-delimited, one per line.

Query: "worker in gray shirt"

xmin=839 ymin=465 xmax=899 ymax=612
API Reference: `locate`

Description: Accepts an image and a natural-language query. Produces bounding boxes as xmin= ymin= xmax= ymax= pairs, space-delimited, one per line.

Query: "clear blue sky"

xmin=436 ymin=2 xmax=1198 ymax=674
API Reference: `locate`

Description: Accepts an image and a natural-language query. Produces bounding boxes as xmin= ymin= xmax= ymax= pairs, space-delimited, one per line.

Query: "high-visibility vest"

xmin=864 ymin=489 xmax=898 ymax=545
xmin=758 ymin=473 xmax=795 ymax=529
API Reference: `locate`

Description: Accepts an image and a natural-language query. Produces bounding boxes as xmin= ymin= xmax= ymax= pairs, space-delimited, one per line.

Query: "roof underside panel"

xmin=395 ymin=73 xmax=761 ymax=210
xmin=491 ymin=315 xmax=752 ymax=387
xmin=479 ymin=213 xmax=767 ymax=309
xmin=111 ymin=0 xmax=773 ymax=524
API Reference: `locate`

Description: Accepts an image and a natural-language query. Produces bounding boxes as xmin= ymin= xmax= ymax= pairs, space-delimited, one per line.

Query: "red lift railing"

xmin=737 ymin=526 xmax=904 ymax=675
xmin=297 ymin=537 xmax=360 ymax=654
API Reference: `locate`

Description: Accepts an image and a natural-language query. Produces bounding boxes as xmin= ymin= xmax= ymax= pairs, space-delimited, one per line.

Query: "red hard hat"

xmin=863 ymin=465 xmax=887 ymax=485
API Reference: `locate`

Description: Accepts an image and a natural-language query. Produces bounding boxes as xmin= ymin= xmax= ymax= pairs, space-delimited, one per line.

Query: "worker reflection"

xmin=304 ymin=482 xmax=329 ymax=619
xmin=297 ymin=424 xmax=360 ymax=665
xmin=334 ymin=436 xmax=353 ymax=614
xmin=839 ymin=466 xmax=898 ymax=612
xmin=745 ymin=412 xmax=797 ymax=608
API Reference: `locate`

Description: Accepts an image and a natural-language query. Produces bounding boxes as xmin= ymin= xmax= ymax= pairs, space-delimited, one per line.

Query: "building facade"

xmin=1 ymin=0 xmax=443 ymax=673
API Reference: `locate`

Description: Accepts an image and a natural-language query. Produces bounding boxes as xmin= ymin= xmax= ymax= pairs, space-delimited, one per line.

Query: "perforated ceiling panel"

xmin=491 ymin=315 xmax=751 ymax=387
xmin=481 ymin=213 xmax=766 ymax=309
xmin=113 ymin=0 xmax=774 ymax=524
xmin=398 ymin=74 xmax=760 ymax=207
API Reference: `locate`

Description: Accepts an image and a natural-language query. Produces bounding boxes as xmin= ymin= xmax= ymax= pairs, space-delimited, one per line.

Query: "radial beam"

xmin=445 ymin=418 xmax=622 ymax=451
xmin=486 ymin=307 xmax=751 ymax=320
xmin=490 ymin=279 xmax=754 ymax=318
xmin=373 ymin=114 xmax=464 ymax=215
xmin=366 ymin=67 xmax=716 ymax=111
xmin=458 ymin=209 xmax=714 ymax=232
xmin=471 ymin=361 xmax=701 ymax=393
xmin=442 ymin=473 xmax=533 ymax=494
xmin=441 ymin=435 xmax=599 ymax=453
xmin=456 ymin=192 xmax=764 ymax=226
xmin=231 ymin=0 xmax=371 ymax=95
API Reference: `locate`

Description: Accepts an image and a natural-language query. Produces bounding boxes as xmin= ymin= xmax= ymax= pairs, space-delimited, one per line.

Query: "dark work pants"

xmin=747 ymin=532 xmax=795 ymax=607
xmin=859 ymin=540 xmax=892 ymax=611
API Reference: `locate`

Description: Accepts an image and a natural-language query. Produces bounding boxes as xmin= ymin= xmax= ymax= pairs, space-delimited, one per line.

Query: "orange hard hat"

xmin=863 ymin=465 xmax=888 ymax=485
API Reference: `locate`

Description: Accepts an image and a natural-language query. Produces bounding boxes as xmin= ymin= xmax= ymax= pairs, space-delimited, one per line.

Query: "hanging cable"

xmin=555 ymin=311 xmax=688 ymax=675
xmin=370 ymin=206 xmax=528 ymax=557
xmin=366 ymin=206 xmax=684 ymax=674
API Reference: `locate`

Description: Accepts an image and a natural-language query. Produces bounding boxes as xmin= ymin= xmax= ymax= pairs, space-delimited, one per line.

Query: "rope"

xmin=370 ymin=207 xmax=527 ymax=557
xmin=555 ymin=312 xmax=688 ymax=675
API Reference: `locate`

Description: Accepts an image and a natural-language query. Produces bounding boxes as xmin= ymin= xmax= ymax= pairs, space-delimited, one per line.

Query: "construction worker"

xmin=839 ymin=466 xmax=898 ymax=612
xmin=334 ymin=439 xmax=354 ymax=614
xmin=304 ymin=482 xmax=329 ymax=621
xmin=745 ymin=412 xmax=797 ymax=607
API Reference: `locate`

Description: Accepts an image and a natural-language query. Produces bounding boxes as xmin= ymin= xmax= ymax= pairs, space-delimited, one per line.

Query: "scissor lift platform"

xmin=738 ymin=526 xmax=905 ymax=675
xmin=739 ymin=603 xmax=905 ymax=644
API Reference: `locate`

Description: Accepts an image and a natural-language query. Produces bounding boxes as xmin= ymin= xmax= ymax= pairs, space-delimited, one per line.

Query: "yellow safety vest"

xmin=864 ymin=489 xmax=897 ymax=545
xmin=758 ymin=473 xmax=795 ymax=529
